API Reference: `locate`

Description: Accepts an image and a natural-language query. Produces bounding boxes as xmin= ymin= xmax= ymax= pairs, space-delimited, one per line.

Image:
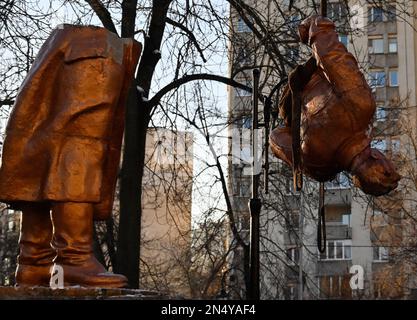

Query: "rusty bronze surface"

xmin=0 ymin=25 xmax=141 ymax=288
xmin=270 ymin=15 xmax=400 ymax=196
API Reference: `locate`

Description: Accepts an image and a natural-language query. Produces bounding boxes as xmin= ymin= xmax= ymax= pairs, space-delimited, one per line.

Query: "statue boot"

xmin=50 ymin=202 xmax=128 ymax=288
xmin=15 ymin=204 xmax=55 ymax=287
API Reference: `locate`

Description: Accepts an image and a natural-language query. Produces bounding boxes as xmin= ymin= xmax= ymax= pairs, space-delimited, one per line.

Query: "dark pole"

xmin=248 ymin=68 xmax=261 ymax=300
xmin=320 ymin=0 xmax=327 ymax=17
xmin=263 ymin=97 xmax=271 ymax=194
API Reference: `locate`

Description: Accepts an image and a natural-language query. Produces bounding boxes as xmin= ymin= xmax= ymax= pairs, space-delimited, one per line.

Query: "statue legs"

xmin=16 ymin=202 xmax=128 ymax=288
xmin=50 ymin=202 xmax=128 ymax=288
xmin=15 ymin=203 xmax=55 ymax=287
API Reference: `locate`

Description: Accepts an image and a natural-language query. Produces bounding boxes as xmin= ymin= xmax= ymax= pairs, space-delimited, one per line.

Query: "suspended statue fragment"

xmin=269 ymin=15 xmax=400 ymax=196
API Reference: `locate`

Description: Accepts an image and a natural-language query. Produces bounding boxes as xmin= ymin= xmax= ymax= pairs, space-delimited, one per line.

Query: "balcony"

xmin=326 ymin=224 xmax=352 ymax=240
xmin=368 ymin=53 xmax=398 ymax=69
xmin=367 ymin=21 xmax=397 ymax=35
xmin=316 ymin=260 xmax=352 ymax=276
xmin=284 ymin=229 xmax=299 ymax=245
xmin=285 ymin=264 xmax=299 ymax=279
xmin=373 ymin=86 xmax=399 ymax=102
xmin=324 ymin=188 xmax=351 ymax=206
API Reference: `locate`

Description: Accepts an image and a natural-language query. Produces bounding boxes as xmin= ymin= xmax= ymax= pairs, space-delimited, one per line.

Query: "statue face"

xmin=352 ymin=149 xmax=401 ymax=196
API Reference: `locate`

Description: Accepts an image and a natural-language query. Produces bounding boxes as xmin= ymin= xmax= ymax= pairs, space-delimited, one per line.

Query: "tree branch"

xmin=85 ymin=0 xmax=118 ymax=35
xmin=0 ymin=99 xmax=14 ymax=106
xmin=166 ymin=17 xmax=207 ymax=63
xmin=149 ymin=73 xmax=253 ymax=107
xmin=136 ymin=0 xmax=173 ymax=95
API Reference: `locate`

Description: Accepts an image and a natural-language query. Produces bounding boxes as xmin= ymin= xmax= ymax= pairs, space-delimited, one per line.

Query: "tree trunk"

xmin=93 ymin=225 xmax=107 ymax=267
xmin=115 ymin=82 xmax=150 ymax=288
xmin=243 ymin=244 xmax=250 ymax=299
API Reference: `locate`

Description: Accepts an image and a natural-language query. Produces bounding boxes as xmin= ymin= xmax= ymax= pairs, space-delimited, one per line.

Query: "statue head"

xmin=351 ymin=148 xmax=401 ymax=196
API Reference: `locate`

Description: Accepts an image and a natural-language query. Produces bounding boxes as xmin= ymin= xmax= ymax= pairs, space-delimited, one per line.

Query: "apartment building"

xmin=140 ymin=128 xmax=194 ymax=297
xmin=0 ymin=205 xmax=19 ymax=286
xmin=227 ymin=0 xmax=417 ymax=299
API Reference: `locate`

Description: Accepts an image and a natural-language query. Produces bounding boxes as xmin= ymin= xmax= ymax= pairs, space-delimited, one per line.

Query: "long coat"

xmin=0 ymin=25 xmax=141 ymax=220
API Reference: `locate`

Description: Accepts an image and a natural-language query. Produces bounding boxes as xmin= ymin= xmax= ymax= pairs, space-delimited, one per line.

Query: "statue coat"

xmin=0 ymin=25 xmax=141 ymax=220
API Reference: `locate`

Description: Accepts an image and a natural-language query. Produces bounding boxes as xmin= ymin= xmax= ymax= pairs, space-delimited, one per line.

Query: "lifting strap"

xmin=287 ymin=60 xmax=327 ymax=254
xmin=287 ymin=0 xmax=329 ymax=252
xmin=317 ymin=182 xmax=326 ymax=253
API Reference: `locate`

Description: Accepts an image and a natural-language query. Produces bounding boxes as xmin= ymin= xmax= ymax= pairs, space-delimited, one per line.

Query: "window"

xmin=391 ymin=139 xmax=400 ymax=153
xmin=240 ymin=180 xmax=250 ymax=197
xmin=288 ymin=15 xmax=300 ymax=29
xmin=386 ymin=5 xmax=396 ymax=22
xmin=376 ymin=106 xmax=387 ymax=122
xmin=325 ymin=172 xmax=350 ymax=189
xmin=369 ymin=71 xmax=386 ymax=88
xmin=4 ymin=257 xmax=10 ymax=268
xmin=282 ymin=165 xmax=297 ymax=194
xmin=389 ymin=69 xmax=399 ymax=87
xmin=342 ymin=214 xmax=351 ymax=227
xmin=287 ymin=47 xmax=299 ymax=62
xmin=339 ymin=34 xmax=348 ymax=47
xmin=369 ymin=7 xmax=383 ymax=23
xmin=319 ymin=240 xmax=352 ymax=261
xmin=286 ymin=247 xmax=299 ymax=265
xmin=319 ymin=275 xmax=352 ymax=298
xmin=286 ymin=209 xmax=299 ymax=230
xmin=8 ymin=220 xmax=14 ymax=232
xmin=373 ymin=246 xmax=389 ymax=261
xmin=242 ymin=116 xmax=251 ymax=129
xmin=368 ymin=37 xmax=384 ymax=54
xmin=388 ymin=37 xmax=397 ymax=53
xmin=237 ymin=17 xmax=251 ymax=33
xmin=284 ymin=284 xmax=297 ymax=300
xmin=371 ymin=139 xmax=388 ymax=152
xmin=373 ymin=209 xmax=383 ymax=216
xmin=328 ymin=2 xmax=348 ymax=21
xmin=236 ymin=47 xmax=252 ymax=65
xmin=235 ymin=84 xmax=252 ymax=97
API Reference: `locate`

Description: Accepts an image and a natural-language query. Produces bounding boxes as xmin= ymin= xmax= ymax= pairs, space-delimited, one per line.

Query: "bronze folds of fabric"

xmin=0 ymin=25 xmax=142 ymax=220
xmin=270 ymin=16 xmax=400 ymax=195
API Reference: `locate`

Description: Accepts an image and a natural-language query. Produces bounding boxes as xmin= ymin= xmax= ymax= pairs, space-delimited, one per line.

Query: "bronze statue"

xmin=270 ymin=15 xmax=400 ymax=196
xmin=0 ymin=25 xmax=141 ymax=287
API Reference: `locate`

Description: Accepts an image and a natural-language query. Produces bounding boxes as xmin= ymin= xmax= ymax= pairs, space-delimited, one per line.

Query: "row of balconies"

xmin=284 ymin=224 xmax=352 ymax=245
xmin=367 ymin=21 xmax=397 ymax=36
xmin=368 ymin=53 xmax=398 ymax=69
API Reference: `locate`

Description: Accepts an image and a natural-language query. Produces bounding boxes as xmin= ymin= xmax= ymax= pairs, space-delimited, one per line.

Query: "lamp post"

xmin=248 ymin=68 xmax=262 ymax=300
xmin=247 ymin=68 xmax=274 ymax=300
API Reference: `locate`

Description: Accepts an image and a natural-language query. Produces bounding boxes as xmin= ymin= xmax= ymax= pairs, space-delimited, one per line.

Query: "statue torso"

xmin=299 ymin=70 xmax=374 ymax=181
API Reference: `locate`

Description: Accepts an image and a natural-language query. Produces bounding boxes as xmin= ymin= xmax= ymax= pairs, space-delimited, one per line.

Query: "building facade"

xmin=140 ymin=128 xmax=194 ymax=297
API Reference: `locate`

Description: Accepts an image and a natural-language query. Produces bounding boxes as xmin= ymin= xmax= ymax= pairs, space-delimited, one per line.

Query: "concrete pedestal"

xmin=0 ymin=286 xmax=171 ymax=300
